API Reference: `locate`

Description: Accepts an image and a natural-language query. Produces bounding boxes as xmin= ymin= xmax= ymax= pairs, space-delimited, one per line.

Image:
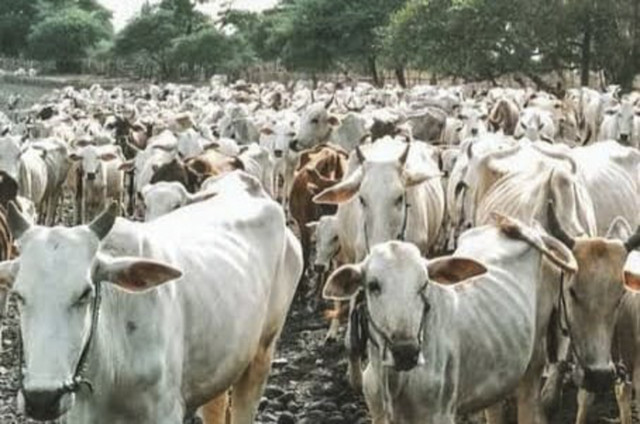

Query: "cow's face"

xmin=607 ymin=101 xmax=635 ymax=144
xmin=515 ymin=108 xmax=554 ymax=142
xmin=69 ymin=146 xmax=118 ymax=181
xmin=314 ymin=144 xmax=439 ymax=260
xmin=0 ymin=205 xmax=181 ymax=421
xmin=309 ymin=216 xmax=339 ymax=272
xmin=324 ymin=241 xmax=487 ymax=371
xmin=563 ymin=239 xmax=628 ymax=391
xmin=457 ymin=106 xmax=488 ymax=140
xmin=141 ymin=182 xmax=188 ymax=221
xmin=260 ymin=121 xmax=296 ymax=160
xmin=548 ymin=210 xmax=640 ymax=393
xmin=0 ymin=135 xmax=24 ymax=182
xmin=291 ymin=102 xmax=340 ymax=152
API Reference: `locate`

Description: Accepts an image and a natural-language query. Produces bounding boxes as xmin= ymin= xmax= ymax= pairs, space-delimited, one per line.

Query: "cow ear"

xmin=69 ymin=152 xmax=83 ymax=162
xmin=94 ymin=255 xmax=183 ymax=293
xmin=323 ymin=264 xmax=362 ymax=300
xmin=402 ymin=169 xmax=441 ymax=187
xmin=606 ymin=216 xmax=632 ymax=241
xmin=426 ymin=257 xmax=487 ymax=284
xmin=624 ymin=271 xmax=640 ymax=292
xmin=313 ymin=169 xmax=362 ymax=205
xmin=118 ymin=160 xmax=134 ymax=171
xmin=327 ymin=115 xmax=340 ymax=127
xmin=260 ymin=127 xmax=274 ymax=135
xmin=99 ymin=152 xmax=118 ymax=161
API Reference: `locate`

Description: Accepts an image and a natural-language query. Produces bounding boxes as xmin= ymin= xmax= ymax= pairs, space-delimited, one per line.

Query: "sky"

xmin=98 ymin=0 xmax=279 ymax=31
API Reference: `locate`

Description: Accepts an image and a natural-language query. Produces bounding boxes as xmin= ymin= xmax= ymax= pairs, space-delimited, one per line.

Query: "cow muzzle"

xmin=274 ymin=149 xmax=283 ymax=159
xmin=390 ymin=341 xmax=421 ymax=372
xmin=619 ymin=133 xmax=630 ymax=144
xmin=582 ymin=366 xmax=615 ymax=393
xmin=20 ymin=386 xmax=72 ymax=421
xmin=86 ymin=172 xmax=97 ymax=181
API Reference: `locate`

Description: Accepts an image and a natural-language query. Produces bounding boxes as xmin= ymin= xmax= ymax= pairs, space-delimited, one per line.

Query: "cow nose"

xmin=390 ymin=341 xmax=420 ymax=372
xmin=274 ymin=149 xmax=283 ymax=158
xmin=289 ymin=140 xmax=299 ymax=152
xmin=470 ymin=128 xmax=479 ymax=136
xmin=86 ymin=172 xmax=96 ymax=181
xmin=22 ymin=389 xmax=68 ymax=421
xmin=582 ymin=366 xmax=615 ymax=393
xmin=619 ymin=133 xmax=630 ymax=144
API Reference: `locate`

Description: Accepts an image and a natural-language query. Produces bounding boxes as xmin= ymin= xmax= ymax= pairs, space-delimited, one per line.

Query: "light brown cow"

xmin=289 ymin=144 xmax=348 ymax=272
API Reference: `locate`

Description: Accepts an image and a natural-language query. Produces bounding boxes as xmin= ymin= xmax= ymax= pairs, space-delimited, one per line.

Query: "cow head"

xmin=290 ymin=98 xmax=340 ymax=152
xmin=547 ymin=203 xmax=640 ymax=392
xmin=604 ymin=101 xmax=634 ymax=145
xmin=324 ymin=241 xmax=486 ymax=371
xmin=455 ymin=104 xmax=488 ymax=140
xmin=314 ymin=142 xmax=440 ymax=259
xmin=307 ymin=216 xmax=340 ymax=274
xmin=69 ymin=145 xmax=120 ymax=181
xmin=141 ymin=182 xmax=216 ymax=221
xmin=515 ymin=108 xmax=555 ymax=143
xmin=0 ymin=202 xmax=182 ymax=421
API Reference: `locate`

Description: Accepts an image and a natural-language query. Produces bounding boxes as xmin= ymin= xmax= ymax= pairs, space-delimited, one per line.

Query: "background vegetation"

xmin=0 ymin=0 xmax=638 ymax=88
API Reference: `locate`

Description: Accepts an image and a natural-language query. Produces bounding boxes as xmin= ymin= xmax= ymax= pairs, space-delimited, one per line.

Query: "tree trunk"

xmin=368 ymin=57 xmax=380 ymax=87
xmin=580 ymin=13 xmax=592 ymax=87
xmin=395 ymin=67 xmax=407 ymax=88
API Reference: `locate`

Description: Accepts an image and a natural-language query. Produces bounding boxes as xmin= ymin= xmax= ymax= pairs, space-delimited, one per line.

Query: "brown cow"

xmin=185 ymin=149 xmax=245 ymax=188
xmin=289 ymin=144 xmax=348 ymax=273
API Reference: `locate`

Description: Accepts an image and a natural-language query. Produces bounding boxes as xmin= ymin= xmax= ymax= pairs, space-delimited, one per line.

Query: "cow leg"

xmin=230 ymin=343 xmax=274 ymax=424
xmin=348 ymin=355 xmax=363 ymax=392
xmin=484 ymin=404 xmax=505 ymax=424
xmin=615 ymin=380 xmax=632 ymax=424
xmin=516 ymin=350 xmax=547 ymax=424
xmin=201 ymin=392 xmax=229 ymax=424
xmin=574 ymin=388 xmax=594 ymax=424
xmin=363 ymin=366 xmax=386 ymax=424
xmin=324 ymin=300 xmax=341 ymax=343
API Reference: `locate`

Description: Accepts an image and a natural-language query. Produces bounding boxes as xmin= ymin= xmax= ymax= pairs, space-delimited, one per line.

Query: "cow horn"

xmin=547 ymin=200 xmax=575 ymax=250
xmin=89 ymin=201 xmax=118 ymax=241
xmin=7 ymin=201 xmax=31 ymax=240
xmin=398 ymin=142 xmax=411 ymax=166
xmin=624 ymin=227 xmax=640 ymax=252
xmin=324 ymin=93 xmax=335 ymax=109
xmin=355 ymin=145 xmax=366 ymax=164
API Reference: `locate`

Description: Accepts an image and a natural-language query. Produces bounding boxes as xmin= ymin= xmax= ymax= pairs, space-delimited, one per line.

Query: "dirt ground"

xmin=0 ymin=79 xmax=634 ymax=424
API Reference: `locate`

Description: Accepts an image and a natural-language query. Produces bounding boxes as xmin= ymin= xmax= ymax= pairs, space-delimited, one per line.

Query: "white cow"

xmin=70 ymin=144 xmax=124 ymax=223
xmin=140 ymin=181 xmax=216 ymax=221
xmin=598 ymin=100 xmax=636 ymax=146
xmin=514 ymin=107 xmax=555 ymax=142
xmin=323 ymin=217 xmax=576 ymax=424
xmin=0 ymin=170 xmax=302 ymax=424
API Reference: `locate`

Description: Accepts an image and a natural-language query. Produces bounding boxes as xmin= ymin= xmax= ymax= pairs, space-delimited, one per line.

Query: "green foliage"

xmin=170 ymin=28 xmax=255 ymax=74
xmin=27 ymin=6 xmax=110 ymax=72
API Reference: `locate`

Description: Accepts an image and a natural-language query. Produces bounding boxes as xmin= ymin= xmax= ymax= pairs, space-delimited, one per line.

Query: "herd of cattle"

xmin=0 ymin=79 xmax=639 ymax=423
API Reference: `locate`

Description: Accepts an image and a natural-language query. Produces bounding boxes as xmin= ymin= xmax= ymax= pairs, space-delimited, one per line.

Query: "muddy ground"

xmin=0 ymin=80 xmax=634 ymax=423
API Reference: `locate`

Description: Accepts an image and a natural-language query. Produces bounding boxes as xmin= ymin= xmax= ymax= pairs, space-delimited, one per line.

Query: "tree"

xmin=170 ymin=27 xmax=255 ymax=76
xmin=27 ymin=6 xmax=110 ymax=72
xmin=0 ymin=0 xmax=39 ymax=57
xmin=114 ymin=8 xmax=181 ymax=78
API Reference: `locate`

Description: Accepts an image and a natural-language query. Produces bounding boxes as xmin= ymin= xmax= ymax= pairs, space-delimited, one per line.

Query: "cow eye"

xmin=311 ymin=118 xmax=319 ymax=125
xmin=455 ymin=126 xmax=463 ymax=133
xmin=568 ymin=287 xmax=578 ymax=302
xmin=520 ymin=122 xmax=526 ymax=129
xmin=395 ymin=195 xmax=403 ymax=207
xmin=368 ymin=280 xmax=381 ymax=294
xmin=332 ymin=235 xmax=339 ymax=242
xmin=75 ymin=287 xmax=93 ymax=306
xmin=359 ymin=196 xmax=367 ymax=208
